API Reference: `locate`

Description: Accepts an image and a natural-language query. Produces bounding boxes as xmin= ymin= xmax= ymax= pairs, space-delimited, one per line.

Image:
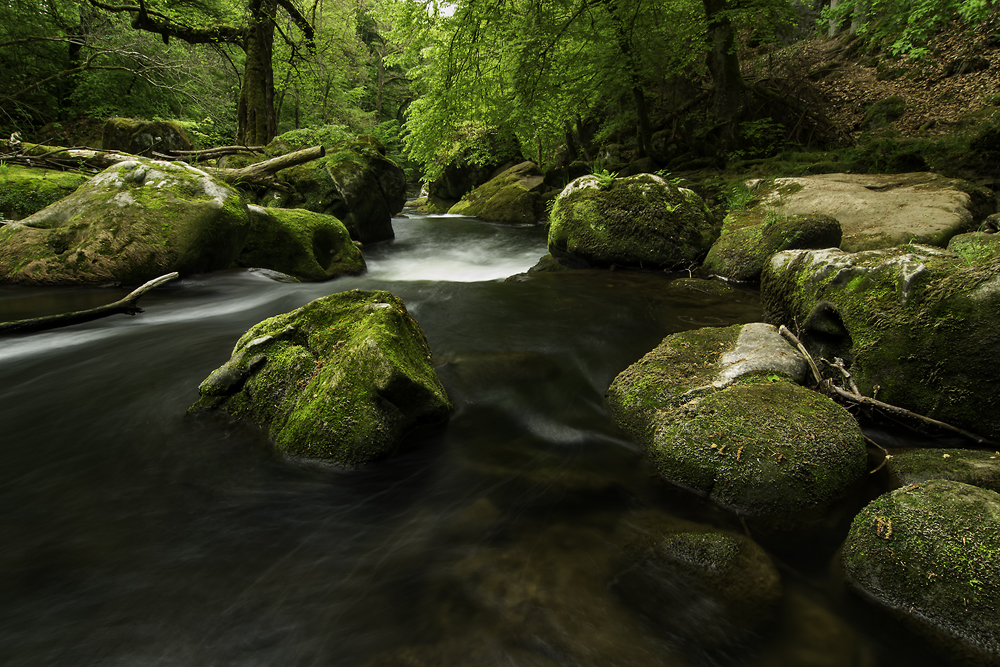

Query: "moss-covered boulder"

xmin=0 ymin=165 xmax=90 ymax=220
xmin=268 ymin=135 xmax=405 ymax=245
xmin=101 ymin=118 xmax=193 ymax=154
xmin=189 ymin=290 xmax=452 ymax=467
xmin=548 ymin=173 xmax=717 ymax=270
xmin=948 ymin=230 xmax=1000 ymax=262
xmin=761 ymin=245 xmax=1000 ymax=440
xmin=447 ymin=161 xmax=545 ymax=224
xmin=744 ymin=173 xmax=993 ymax=252
xmin=614 ymin=510 xmax=782 ymax=646
xmin=704 ymin=212 xmax=841 ymax=281
xmin=887 ymin=448 xmax=1000 ymax=493
xmin=842 ymin=480 xmax=1000 ymax=665
xmin=0 ymin=158 xmax=249 ymax=285
xmin=235 ymin=206 xmax=366 ymax=281
xmin=607 ymin=323 xmax=867 ymax=532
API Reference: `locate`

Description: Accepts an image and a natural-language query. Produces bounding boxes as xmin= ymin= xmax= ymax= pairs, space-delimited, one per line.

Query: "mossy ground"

xmin=191 ymin=290 xmax=452 ymax=467
xmin=0 ymin=165 xmax=89 ymax=220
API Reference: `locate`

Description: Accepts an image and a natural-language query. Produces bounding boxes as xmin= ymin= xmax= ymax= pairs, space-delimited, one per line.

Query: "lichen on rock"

xmin=607 ymin=323 xmax=867 ymax=533
xmin=547 ymin=173 xmax=718 ymax=270
xmin=189 ymin=289 xmax=453 ymax=468
xmin=842 ymin=480 xmax=1000 ymax=665
xmin=0 ymin=157 xmax=249 ymax=285
xmin=761 ymin=244 xmax=1000 ymax=439
xmin=447 ymin=160 xmax=546 ymax=224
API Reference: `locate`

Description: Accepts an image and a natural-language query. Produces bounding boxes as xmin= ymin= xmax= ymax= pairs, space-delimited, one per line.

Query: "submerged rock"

xmin=761 ymin=245 xmax=1000 ymax=440
xmin=189 ymin=290 xmax=452 ymax=467
xmin=547 ymin=173 xmax=717 ymax=270
xmin=886 ymin=448 xmax=1000 ymax=493
xmin=704 ymin=212 xmax=841 ymax=281
xmin=0 ymin=158 xmax=249 ymax=285
xmin=613 ymin=510 xmax=783 ymax=646
xmin=448 ymin=161 xmax=546 ymax=224
xmin=235 ymin=206 xmax=366 ymax=281
xmin=607 ymin=323 xmax=867 ymax=533
xmin=842 ymin=480 xmax=1000 ymax=665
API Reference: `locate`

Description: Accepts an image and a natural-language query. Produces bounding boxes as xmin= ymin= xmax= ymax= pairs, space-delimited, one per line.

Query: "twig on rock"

xmin=0 ymin=272 xmax=179 ymax=336
xmin=864 ymin=435 xmax=892 ymax=475
xmin=778 ymin=324 xmax=998 ymax=447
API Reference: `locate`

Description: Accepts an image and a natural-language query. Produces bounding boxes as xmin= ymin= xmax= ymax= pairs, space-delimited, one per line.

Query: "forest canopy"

xmin=1 ymin=0 xmax=996 ymax=180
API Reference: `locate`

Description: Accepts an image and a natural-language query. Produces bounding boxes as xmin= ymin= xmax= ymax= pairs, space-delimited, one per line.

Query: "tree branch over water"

xmin=0 ymin=273 xmax=179 ymax=336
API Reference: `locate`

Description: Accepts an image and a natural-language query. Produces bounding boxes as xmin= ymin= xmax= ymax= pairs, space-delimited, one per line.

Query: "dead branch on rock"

xmin=865 ymin=435 xmax=893 ymax=475
xmin=778 ymin=325 xmax=998 ymax=447
xmin=0 ymin=272 xmax=179 ymax=336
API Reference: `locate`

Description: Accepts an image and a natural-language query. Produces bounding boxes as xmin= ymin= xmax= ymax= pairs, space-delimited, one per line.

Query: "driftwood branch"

xmin=205 ymin=145 xmax=324 ymax=190
xmin=778 ymin=325 xmax=998 ymax=447
xmin=0 ymin=272 xmax=179 ymax=336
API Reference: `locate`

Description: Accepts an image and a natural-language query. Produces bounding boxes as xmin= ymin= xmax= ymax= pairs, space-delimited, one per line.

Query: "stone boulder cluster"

xmin=558 ymin=168 xmax=998 ymax=664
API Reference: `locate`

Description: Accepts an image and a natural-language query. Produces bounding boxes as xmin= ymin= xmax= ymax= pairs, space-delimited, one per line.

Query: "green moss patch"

xmin=190 ymin=289 xmax=452 ymax=468
xmin=842 ymin=480 xmax=1000 ymax=665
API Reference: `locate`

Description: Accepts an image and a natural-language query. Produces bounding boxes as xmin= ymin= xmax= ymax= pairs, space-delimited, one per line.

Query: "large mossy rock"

xmin=886 ymin=448 xmax=1000 ymax=493
xmin=235 ymin=206 xmax=366 ymax=281
xmin=0 ymin=158 xmax=249 ymax=285
xmin=0 ymin=165 xmax=90 ymax=220
xmin=189 ymin=290 xmax=452 ymax=467
xmin=269 ymin=135 xmax=405 ymax=245
xmin=761 ymin=245 xmax=1000 ymax=440
xmin=548 ymin=173 xmax=717 ymax=270
xmin=704 ymin=212 xmax=841 ymax=281
xmin=101 ymin=118 xmax=193 ymax=154
xmin=842 ymin=480 xmax=1000 ymax=665
xmin=447 ymin=161 xmax=546 ymax=224
xmin=743 ymin=173 xmax=993 ymax=252
xmin=607 ymin=323 xmax=867 ymax=533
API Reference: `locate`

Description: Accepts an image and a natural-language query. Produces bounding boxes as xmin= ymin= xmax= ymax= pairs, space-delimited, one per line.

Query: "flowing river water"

xmin=0 ymin=213 xmax=941 ymax=666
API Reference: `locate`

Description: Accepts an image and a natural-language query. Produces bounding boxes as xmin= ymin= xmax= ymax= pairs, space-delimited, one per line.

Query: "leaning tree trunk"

xmin=237 ymin=0 xmax=278 ymax=146
xmin=702 ymin=0 xmax=745 ymax=146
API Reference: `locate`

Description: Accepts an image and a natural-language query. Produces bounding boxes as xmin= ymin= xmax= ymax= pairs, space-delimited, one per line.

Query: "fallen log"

xmin=0 ymin=272 xmax=179 ymax=336
xmin=2 ymin=143 xmax=324 ymax=191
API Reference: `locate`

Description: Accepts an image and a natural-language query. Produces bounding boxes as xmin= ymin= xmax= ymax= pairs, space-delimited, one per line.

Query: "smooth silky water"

xmin=0 ymin=214 xmax=938 ymax=666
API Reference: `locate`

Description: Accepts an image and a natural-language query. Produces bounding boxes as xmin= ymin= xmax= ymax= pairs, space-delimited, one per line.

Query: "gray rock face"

xmin=0 ymin=158 xmax=249 ymax=285
xmin=762 ymin=245 xmax=1000 ymax=440
xmin=548 ymin=173 xmax=717 ymax=270
xmin=842 ymin=480 xmax=1000 ymax=666
xmin=189 ymin=290 xmax=453 ymax=468
xmin=607 ymin=323 xmax=867 ymax=533
xmin=744 ymin=173 xmax=993 ymax=252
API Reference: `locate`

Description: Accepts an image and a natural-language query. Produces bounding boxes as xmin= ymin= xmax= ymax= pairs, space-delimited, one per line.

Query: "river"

xmin=0 ymin=213 xmax=938 ymax=666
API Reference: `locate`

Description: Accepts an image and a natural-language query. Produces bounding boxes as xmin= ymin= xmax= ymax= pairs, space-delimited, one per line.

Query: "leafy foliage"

xmin=820 ymin=0 xmax=995 ymax=57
